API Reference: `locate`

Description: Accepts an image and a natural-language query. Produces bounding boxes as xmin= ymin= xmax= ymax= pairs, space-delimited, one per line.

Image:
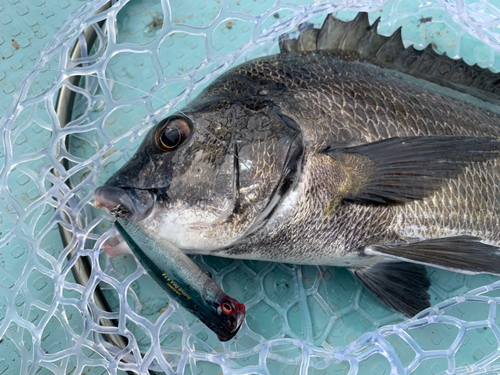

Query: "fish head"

xmin=95 ymin=98 xmax=303 ymax=253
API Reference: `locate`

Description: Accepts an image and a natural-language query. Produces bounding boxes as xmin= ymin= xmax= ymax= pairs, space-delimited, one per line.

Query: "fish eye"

xmin=221 ymin=301 xmax=234 ymax=315
xmin=155 ymin=117 xmax=192 ymax=152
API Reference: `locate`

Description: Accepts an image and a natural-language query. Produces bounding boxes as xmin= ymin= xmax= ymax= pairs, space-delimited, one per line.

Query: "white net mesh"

xmin=2 ymin=0 xmax=500 ymax=374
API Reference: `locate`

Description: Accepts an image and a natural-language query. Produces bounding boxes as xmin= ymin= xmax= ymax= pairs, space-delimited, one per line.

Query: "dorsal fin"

xmin=297 ymin=23 xmax=319 ymax=52
xmin=279 ymin=12 xmax=500 ymax=105
xmin=357 ymin=18 xmax=388 ymax=57
xmin=316 ymin=14 xmax=349 ymax=51
xmin=375 ymin=26 xmax=404 ymax=64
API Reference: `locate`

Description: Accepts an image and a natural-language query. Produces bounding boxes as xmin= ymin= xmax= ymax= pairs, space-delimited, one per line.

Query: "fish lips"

xmin=94 ymin=186 xmax=155 ymax=221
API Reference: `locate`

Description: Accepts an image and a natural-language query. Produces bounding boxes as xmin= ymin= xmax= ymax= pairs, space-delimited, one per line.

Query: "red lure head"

xmin=215 ymin=296 xmax=246 ymax=342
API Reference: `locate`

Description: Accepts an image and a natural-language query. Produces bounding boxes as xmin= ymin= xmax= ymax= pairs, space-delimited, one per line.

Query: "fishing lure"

xmin=112 ymin=206 xmax=245 ymax=341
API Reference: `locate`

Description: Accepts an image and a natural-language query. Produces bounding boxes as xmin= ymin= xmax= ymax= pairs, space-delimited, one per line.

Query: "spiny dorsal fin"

xmin=316 ymin=14 xmax=348 ymax=51
xmin=297 ymin=24 xmax=319 ymax=52
xmin=357 ymin=18 xmax=388 ymax=57
xmin=340 ymin=12 xmax=370 ymax=52
xmin=375 ymin=26 xmax=404 ymax=64
xmin=279 ymin=12 xmax=500 ymax=104
xmin=279 ymin=36 xmax=298 ymax=53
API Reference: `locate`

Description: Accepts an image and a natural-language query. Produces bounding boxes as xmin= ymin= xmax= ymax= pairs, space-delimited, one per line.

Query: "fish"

xmin=95 ymin=12 xmax=500 ymax=317
xmin=113 ymin=208 xmax=245 ymax=341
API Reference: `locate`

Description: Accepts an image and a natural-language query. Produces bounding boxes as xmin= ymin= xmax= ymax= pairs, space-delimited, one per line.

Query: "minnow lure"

xmin=112 ymin=207 xmax=245 ymax=341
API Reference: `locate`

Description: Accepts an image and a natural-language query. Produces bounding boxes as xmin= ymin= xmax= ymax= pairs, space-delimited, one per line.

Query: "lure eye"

xmin=155 ymin=117 xmax=191 ymax=151
xmin=221 ymin=301 xmax=233 ymax=315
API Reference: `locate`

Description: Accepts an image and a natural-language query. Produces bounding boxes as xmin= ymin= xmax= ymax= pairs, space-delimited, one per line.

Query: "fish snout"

xmin=94 ymin=186 xmax=155 ymax=221
xmin=216 ymin=296 xmax=246 ymax=342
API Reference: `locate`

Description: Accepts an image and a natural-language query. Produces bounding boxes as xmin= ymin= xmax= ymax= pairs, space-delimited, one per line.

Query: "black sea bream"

xmin=95 ymin=13 xmax=500 ymax=316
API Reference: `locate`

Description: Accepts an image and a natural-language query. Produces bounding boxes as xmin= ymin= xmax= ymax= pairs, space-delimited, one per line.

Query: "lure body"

xmin=115 ymin=216 xmax=245 ymax=341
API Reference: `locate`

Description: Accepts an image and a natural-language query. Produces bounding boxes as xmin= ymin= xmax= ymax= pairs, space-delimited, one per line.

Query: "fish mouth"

xmin=94 ymin=186 xmax=156 ymax=221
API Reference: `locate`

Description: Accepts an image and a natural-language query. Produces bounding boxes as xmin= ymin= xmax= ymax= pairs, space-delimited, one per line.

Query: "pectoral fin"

xmin=353 ymin=261 xmax=430 ymax=316
xmin=366 ymin=236 xmax=500 ymax=275
xmin=327 ymin=136 xmax=498 ymax=205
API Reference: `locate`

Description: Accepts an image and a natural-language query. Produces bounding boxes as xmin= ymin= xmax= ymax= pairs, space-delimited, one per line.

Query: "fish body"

xmin=205 ymin=51 xmax=500 ymax=265
xmin=95 ymin=13 xmax=500 ymax=316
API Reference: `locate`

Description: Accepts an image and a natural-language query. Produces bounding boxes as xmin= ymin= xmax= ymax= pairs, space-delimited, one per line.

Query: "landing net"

xmin=2 ymin=0 xmax=500 ymax=374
